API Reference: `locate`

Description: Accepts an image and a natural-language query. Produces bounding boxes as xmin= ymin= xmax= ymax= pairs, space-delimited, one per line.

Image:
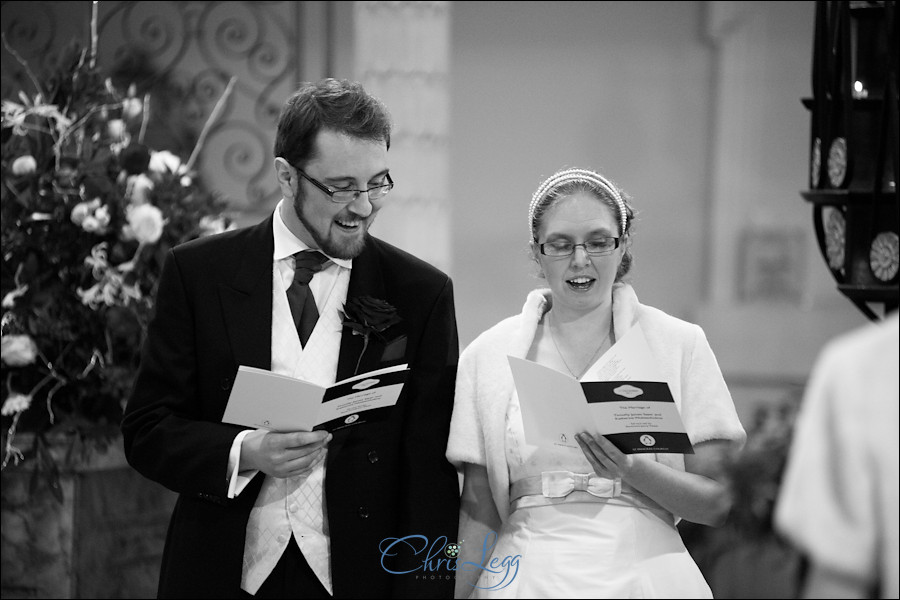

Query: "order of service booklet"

xmin=508 ymin=322 xmax=693 ymax=454
xmin=222 ymin=363 xmax=409 ymax=433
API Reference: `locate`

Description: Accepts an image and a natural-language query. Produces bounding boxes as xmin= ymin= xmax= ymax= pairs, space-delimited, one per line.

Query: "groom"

xmin=122 ymin=79 xmax=460 ymax=599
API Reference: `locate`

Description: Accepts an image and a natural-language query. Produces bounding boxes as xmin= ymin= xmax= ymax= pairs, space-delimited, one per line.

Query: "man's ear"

xmin=274 ymin=157 xmax=296 ymax=199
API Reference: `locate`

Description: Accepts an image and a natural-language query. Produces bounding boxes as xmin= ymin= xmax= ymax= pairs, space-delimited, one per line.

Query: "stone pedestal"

xmin=1 ymin=433 xmax=177 ymax=599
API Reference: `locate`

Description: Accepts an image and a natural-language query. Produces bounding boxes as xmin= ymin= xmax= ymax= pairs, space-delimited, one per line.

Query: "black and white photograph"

xmin=1 ymin=2 xmax=897 ymax=598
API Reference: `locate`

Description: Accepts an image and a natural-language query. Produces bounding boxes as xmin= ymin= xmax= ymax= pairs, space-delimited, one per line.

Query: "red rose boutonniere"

xmin=340 ymin=296 xmax=403 ymax=374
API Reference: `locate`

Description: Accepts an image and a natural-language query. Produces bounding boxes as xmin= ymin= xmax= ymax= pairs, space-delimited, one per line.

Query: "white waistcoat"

xmin=241 ymin=266 xmax=349 ymax=595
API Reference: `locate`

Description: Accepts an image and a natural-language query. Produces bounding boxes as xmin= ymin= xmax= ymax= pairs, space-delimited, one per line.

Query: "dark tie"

xmin=286 ymin=250 xmax=328 ymax=347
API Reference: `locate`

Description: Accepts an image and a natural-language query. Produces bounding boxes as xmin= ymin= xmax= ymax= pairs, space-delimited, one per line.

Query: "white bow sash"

xmin=540 ymin=471 xmax=622 ymax=499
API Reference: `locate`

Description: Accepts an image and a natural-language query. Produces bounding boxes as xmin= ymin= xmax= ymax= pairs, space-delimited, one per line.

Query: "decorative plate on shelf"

xmin=811 ymin=137 xmax=821 ymax=188
xmin=823 ymin=207 xmax=846 ymax=271
xmin=827 ymin=137 xmax=848 ymax=188
xmin=869 ymin=231 xmax=900 ymax=282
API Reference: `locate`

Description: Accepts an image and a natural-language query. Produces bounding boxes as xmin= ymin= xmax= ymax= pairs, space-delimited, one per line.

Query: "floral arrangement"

xmin=0 ymin=31 xmax=236 ymax=475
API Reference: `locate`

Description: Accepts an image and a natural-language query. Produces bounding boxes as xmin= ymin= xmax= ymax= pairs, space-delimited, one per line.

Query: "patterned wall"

xmin=1 ymin=0 xmax=315 ymax=225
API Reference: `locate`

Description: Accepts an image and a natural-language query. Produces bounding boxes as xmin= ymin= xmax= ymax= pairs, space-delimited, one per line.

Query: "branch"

xmin=1 ymin=33 xmax=46 ymax=100
xmin=138 ymin=93 xmax=150 ymax=143
xmin=184 ymin=75 xmax=237 ymax=172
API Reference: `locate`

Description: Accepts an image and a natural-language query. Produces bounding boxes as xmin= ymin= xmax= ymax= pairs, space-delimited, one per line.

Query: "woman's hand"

xmin=575 ymin=432 xmax=633 ymax=479
xmin=577 ymin=433 xmax=735 ymax=526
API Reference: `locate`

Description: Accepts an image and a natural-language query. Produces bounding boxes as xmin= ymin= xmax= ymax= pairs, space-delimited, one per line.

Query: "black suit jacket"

xmin=121 ymin=216 xmax=460 ymax=598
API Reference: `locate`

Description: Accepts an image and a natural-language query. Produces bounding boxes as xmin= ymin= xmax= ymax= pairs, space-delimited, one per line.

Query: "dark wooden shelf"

xmin=801 ymin=97 xmax=887 ymax=110
xmin=838 ymin=283 xmax=900 ymax=302
xmin=802 ymin=190 xmax=899 ymax=205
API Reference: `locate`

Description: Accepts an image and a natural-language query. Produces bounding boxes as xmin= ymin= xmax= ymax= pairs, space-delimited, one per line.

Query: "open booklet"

xmin=222 ymin=363 xmax=409 ymax=433
xmin=508 ymin=322 xmax=693 ymax=454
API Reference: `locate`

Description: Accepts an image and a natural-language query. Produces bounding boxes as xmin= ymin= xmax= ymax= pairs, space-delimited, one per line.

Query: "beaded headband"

xmin=528 ymin=168 xmax=627 ymax=240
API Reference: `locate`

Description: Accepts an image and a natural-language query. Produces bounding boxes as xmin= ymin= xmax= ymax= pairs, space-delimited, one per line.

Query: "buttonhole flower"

xmin=340 ymin=296 xmax=403 ymax=375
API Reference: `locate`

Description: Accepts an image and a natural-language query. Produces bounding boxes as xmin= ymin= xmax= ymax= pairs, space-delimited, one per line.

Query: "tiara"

xmin=529 ymin=168 xmax=627 ymax=239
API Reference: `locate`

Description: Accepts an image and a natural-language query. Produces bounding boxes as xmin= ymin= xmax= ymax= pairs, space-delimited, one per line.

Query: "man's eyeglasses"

xmin=537 ymin=238 xmax=620 ymax=257
xmin=296 ymin=169 xmax=394 ymax=203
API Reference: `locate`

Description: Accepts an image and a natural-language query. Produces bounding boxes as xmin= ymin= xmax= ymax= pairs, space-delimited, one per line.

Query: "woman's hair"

xmin=274 ymin=78 xmax=392 ymax=168
xmin=529 ymin=167 xmax=636 ymax=280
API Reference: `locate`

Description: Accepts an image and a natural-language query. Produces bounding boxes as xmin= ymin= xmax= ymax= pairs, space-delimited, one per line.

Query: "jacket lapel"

xmin=336 ymin=236 xmax=389 ymax=382
xmin=219 ymin=216 xmax=275 ymax=371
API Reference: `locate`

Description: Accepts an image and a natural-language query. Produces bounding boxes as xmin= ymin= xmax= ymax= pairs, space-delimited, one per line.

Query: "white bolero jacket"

xmin=446 ymin=283 xmax=747 ymax=522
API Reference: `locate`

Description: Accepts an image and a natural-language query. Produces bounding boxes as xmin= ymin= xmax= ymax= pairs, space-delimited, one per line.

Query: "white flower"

xmin=1 ymin=99 xmax=28 ymax=135
xmin=1 ymin=393 xmax=32 ymax=416
xmin=77 ymin=264 xmax=143 ymax=310
xmin=149 ymin=150 xmax=183 ymax=174
xmin=121 ymin=96 xmax=143 ymax=120
xmin=84 ymin=242 xmax=110 ymax=279
xmin=11 ymin=155 xmax=37 ymax=175
xmin=123 ymin=203 xmax=165 ymax=244
xmin=71 ymin=198 xmax=100 ymax=222
xmin=1 ymin=334 xmax=39 ymax=366
xmin=82 ymin=215 xmax=102 ymax=233
xmin=125 ymin=173 xmax=155 ymax=205
xmin=77 ymin=281 xmax=105 ymax=309
xmin=107 ymin=118 xmax=127 ymax=141
xmin=180 ymin=175 xmax=193 ymax=187
xmin=121 ymin=281 xmax=143 ymax=304
xmin=94 ymin=205 xmax=111 ymax=229
xmin=110 ymin=137 xmax=131 ymax=157
xmin=71 ymin=203 xmax=89 ymax=225
xmin=1 ymin=284 xmax=28 ymax=308
xmin=199 ymin=215 xmax=237 ymax=237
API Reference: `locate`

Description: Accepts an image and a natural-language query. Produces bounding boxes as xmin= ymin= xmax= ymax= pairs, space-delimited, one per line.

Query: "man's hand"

xmin=240 ymin=429 xmax=332 ymax=478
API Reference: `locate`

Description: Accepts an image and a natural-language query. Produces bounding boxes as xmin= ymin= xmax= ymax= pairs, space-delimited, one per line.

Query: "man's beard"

xmin=292 ymin=194 xmax=368 ymax=259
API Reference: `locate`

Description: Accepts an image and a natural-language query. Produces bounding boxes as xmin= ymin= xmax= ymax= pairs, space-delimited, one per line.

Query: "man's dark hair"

xmin=274 ymin=78 xmax=392 ymax=167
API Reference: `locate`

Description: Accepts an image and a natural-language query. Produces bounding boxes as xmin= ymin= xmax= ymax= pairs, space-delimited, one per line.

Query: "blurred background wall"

xmin=1 ymin=0 xmax=870 ymax=402
xmin=1 ymin=1 xmax=879 ymax=597
xmin=448 ymin=1 xmax=869 ymax=424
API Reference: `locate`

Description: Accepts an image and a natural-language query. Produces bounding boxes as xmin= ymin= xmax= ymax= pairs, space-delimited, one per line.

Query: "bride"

xmin=447 ymin=167 xmax=746 ymax=598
